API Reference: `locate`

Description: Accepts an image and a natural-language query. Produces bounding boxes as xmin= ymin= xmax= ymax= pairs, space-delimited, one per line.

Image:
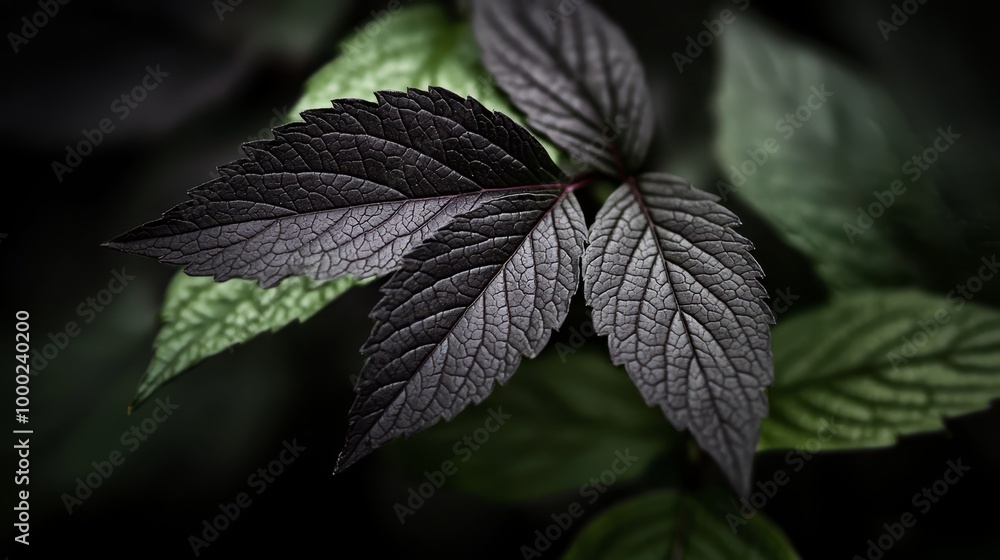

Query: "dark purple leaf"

xmin=106 ymin=87 xmax=565 ymax=287
xmin=336 ymin=191 xmax=586 ymax=471
xmin=583 ymin=173 xmax=774 ymax=494
xmin=473 ymin=0 xmax=654 ymax=175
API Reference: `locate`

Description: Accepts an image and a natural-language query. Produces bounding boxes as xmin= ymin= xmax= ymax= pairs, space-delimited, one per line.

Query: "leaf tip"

xmin=102 ymin=236 xmax=129 ymax=251
xmin=332 ymin=450 xmax=359 ymax=475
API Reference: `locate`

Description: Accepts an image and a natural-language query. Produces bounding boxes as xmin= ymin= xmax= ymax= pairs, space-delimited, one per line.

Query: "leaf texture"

xmin=473 ymin=0 xmax=654 ymax=175
xmin=125 ymin=5 xmax=569 ymax=407
xmin=290 ymin=3 xmax=564 ymax=170
xmin=583 ymin=173 xmax=773 ymax=494
xmin=291 ymin=5 xmax=485 ymax=115
xmin=133 ymin=272 xmax=364 ymax=408
xmin=336 ymin=192 xmax=587 ymax=471
xmin=107 ymin=87 xmax=565 ymax=287
xmin=760 ymin=290 xmax=1000 ymax=451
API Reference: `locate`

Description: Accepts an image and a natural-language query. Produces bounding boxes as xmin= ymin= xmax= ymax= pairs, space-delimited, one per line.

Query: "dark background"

xmin=2 ymin=0 xmax=998 ymax=558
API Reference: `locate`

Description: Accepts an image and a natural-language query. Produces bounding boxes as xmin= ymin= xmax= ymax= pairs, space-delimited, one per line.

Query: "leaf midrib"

xmin=348 ymin=189 xmax=569 ymax=455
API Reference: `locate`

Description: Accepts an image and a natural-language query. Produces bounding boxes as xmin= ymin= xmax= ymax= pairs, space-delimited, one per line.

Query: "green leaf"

xmin=290 ymin=4 xmax=562 ymax=163
xmin=396 ymin=348 xmax=674 ymax=503
xmin=760 ymin=290 xmax=1000 ymax=451
xmin=713 ymin=19 xmax=956 ymax=291
xmin=133 ymin=273 xmax=363 ymax=408
xmin=563 ymin=490 xmax=799 ymax=560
